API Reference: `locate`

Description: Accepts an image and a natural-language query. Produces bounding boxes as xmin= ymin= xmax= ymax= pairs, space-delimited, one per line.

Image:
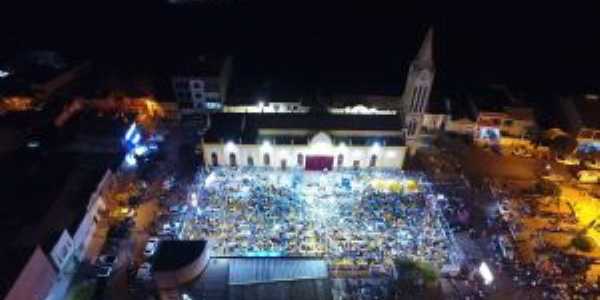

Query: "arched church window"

xmin=369 ymin=155 xmax=377 ymax=168
xmin=211 ymin=152 xmax=218 ymax=167
xmin=229 ymin=153 xmax=237 ymax=167
xmin=337 ymin=154 xmax=344 ymax=168
xmin=281 ymin=159 xmax=287 ymax=170
xmin=297 ymin=153 xmax=304 ymax=167
xmin=247 ymin=156 xmax=254 ymax=167
xmin=263 ymin=153 xmax=271 ymax=166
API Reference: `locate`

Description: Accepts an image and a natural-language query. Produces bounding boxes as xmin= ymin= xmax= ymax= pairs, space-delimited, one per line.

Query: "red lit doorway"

xmin=305 ymin=155 xmax=334 ymax=171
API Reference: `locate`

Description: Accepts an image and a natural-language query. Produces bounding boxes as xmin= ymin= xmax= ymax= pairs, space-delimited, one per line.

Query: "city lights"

xmin=225 ymin=141 xmax=236 ymax=153
xmin=124 ymin=123 xmax=137 ymax=141
xmin=133 ymin=145 xmax=149 ymax=156
xmin=204 ymin=172 xmax=216 ymax=187
xmin=479 ymin=262 xmax=494 ymax=285
xmin=125 ymin=153 xmax=137 ymax=167
xmin=191 ymin=192 xmax=198 ymax=207
xmin=131 ymin=133 xmax=141 ymax=145
xmin=260 ymin=140 xmax=272 ymax=152
xmin=371 ymin=142 xmax=381 ymax=153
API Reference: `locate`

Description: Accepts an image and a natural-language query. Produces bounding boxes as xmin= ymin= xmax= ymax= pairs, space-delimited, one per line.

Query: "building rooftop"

xmin=0 ymin=118 xmax=120 ymax=296
xmin=204 ymin=112 xmax=405 ymax=145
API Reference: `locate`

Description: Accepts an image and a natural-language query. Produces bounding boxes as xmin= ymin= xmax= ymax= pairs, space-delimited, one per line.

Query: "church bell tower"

xmin=401 ymin=27 xmax=435 ymax=138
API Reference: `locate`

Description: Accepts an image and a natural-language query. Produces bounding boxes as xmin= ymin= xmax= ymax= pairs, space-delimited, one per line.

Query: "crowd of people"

xmin=182 ymin=167 xmax=453 ymax=274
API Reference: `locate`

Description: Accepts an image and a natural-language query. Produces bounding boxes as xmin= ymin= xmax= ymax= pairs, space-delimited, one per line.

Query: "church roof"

xmin=204 ymin=112 xmax=405 ymax=145
xmin=412 ymin=27 xmax=434 ymax=71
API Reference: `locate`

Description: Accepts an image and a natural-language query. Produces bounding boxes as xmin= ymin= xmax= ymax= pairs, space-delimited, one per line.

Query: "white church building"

xmin=201 ymin=27 xmax=439 ymax=169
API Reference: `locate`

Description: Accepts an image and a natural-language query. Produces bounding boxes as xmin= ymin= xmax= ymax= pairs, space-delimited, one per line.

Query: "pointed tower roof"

xmin=414 ymin=27 xmax=434 ymax=69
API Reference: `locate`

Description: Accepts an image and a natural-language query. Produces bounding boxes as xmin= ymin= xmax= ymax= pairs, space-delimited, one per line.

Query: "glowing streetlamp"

xmin=225 ymin=141 xmax=236 ymax=153
xmin=261 ymin=140 xmax=272 ymax=152
xmin=191 ymin=192 xmax=198 ymax=207
xmin=479 ymin=262 xmax=494 ymax=285
xmin=371 ymin=142 xmax=381 ymax=153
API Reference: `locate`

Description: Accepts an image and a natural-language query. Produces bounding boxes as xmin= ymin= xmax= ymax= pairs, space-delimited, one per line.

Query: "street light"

xmin=225 ymin=141 xmax=236 ymax=153
xmin=479 ymin=262 xmax=494 ymax=285
xmin=261 ymin=140 xmax=272 ymax=152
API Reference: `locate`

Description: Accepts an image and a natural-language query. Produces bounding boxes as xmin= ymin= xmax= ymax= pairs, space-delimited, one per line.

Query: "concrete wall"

xmin=203 ymin=143 xmax=407 ymax=169
xmin=72 ymin=170 xmax=111 ymax=260
xmin=5 ymin=247 xmax=58 ymax=300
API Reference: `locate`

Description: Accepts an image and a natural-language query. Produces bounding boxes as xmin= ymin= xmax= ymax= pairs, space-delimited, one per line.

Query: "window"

xmin=61 ymin=245 xmax=70 ymax=258
xmin=337 ymin=154 xmax=344 ymax=168
xmin=411 ymin=88 xmax=418 ymax=110
xmin=247 ymin=156 xmax=254 ymax=167
xmin=353 ymin=160 xmax=360 ymax=170
xmin=369 ymin=155 xmax=377 ymax=168
xmin=281 ymin=159 xmax=287 ymax=170
xmin=263 ymin=153 xmax=270 ymax=166
xmin=192 ymin=81 xmax=202 ymax=89
xmin=193 ymin=93 xmax=203 ymax=100
xmin=297 ymin=153 xmax=304 ymax=167
xmin=229 ymin=153 xmax=237 ymax=167
xmin=211 ymin=152 xmax=218 ymax=167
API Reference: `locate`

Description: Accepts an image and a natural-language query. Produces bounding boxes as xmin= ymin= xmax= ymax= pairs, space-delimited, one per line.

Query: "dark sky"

xmin=2 ymin=1 xmax=600 ymax=93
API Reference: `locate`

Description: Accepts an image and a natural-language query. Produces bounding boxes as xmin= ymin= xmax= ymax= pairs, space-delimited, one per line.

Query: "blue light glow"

xmin=125 ymin=123 xmax=137 ymax=141
xmin=125 ymin=153 xmax=137 ymax=167
xmin=131 ymin=133 xmax=141 ymax=145
xmin=133 ymin=145 xmax=149 ymax=156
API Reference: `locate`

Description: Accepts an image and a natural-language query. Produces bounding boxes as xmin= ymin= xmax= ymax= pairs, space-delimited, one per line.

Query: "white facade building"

xmin=201 ymin=113 xmax=407 ymax=170
xmin=223 ymin=101 xmax=310 ymax=114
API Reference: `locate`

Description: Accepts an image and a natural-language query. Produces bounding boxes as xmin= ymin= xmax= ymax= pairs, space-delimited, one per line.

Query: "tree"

xmin=395 ymin=258 xmax=439 ymax=286
xmin=549 ymin=135 xmax=578 ymax=157
xmin=572 ymin=235 xmax=595 ymax=252
xmin=540 ymin=129 xmax=578 ymax=157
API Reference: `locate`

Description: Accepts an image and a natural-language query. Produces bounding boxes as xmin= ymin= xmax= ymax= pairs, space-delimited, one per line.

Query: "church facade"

xmin=200 ymin=27 xmax=437 ymax=170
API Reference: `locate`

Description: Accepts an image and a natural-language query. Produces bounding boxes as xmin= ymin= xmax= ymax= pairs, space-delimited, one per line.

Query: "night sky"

xmin=2 ymin=1 xmax=600 ymax=93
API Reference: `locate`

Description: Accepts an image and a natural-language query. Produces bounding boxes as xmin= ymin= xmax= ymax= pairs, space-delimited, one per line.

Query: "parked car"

xmin=97 ymin=266 xmax=113 ymax=278
xmin=584 ymin=159 xmax=600 ymax=170
xmin=497 ymin=200 xmax=512 ymax=221
xmin=542 ymin=173 xmax=566 ymax=182
xmin=497 ymin=235 xmax=515 ymax=261
xmin=97 ymin=255 xmax=118 ymax=267
xmin=110 ymin=207 xmax=136 ymax=219
xmin=512 ymin=147 xmax=533 ymax=158
xmin=136 ymin=262 xmax=152 ymax=281
xmin=556 ymin=155 xmax=580 ymax=166
xmin=169 ymin=204 xmax=188 ymax=214
xmin=143 ymin=237 xmax=161 ymax=257
xmin=577 ymin=170 xmax=600 ymax=183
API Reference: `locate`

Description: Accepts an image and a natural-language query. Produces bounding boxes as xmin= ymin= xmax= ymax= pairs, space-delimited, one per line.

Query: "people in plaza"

xmin=183 ymin=167 xmax=453 ymax=274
